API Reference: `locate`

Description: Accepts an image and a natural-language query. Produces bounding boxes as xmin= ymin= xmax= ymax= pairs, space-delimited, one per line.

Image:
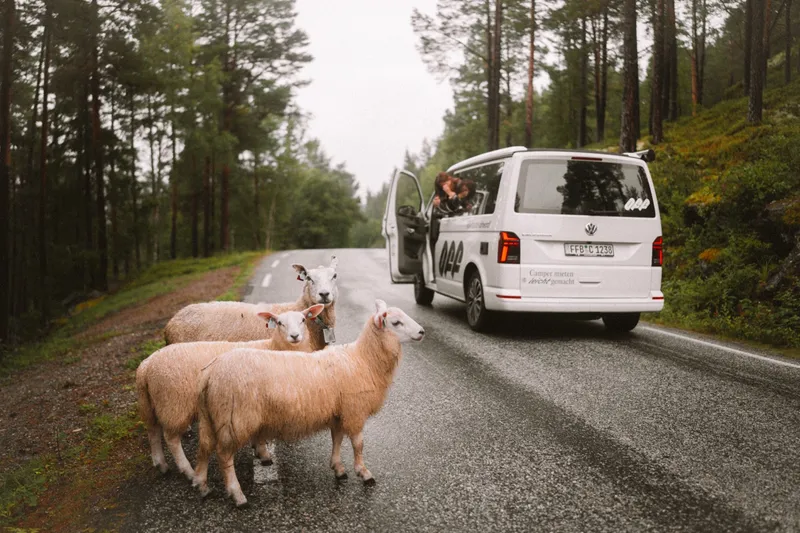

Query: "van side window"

xmin=455 ymin=161 xmax=504 ymax=216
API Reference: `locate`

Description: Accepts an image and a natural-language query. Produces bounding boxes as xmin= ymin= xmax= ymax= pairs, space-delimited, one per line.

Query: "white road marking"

xmin=639 ymin=326 xmax=800 ymax=370
xmin=271 ymin=259 xmax=280 ymax=268
xmin=261 ymin=273 xmax=272 ymax=288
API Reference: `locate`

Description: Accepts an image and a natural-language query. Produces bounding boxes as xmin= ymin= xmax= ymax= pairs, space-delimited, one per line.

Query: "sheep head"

xmin=258 ymin=304 xmax=325 ymax=346
xmin=293 ymin=255 xmax=339 ymax=306
xmin=373 ymin=299 xmax=425 ymax=343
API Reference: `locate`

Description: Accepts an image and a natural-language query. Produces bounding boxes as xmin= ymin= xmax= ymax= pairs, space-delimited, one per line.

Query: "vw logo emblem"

xmin=585 ymin=223 xmax=597 ymax=236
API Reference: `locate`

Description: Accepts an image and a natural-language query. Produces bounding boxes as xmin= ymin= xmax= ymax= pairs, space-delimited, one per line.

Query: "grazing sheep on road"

xmin=136 ymin=304 xmax=324 ymax=480
xmin=193 ymin=299 xmax=425 ymax=507
xmin=164 ymin=256 xmax=339 ymax=350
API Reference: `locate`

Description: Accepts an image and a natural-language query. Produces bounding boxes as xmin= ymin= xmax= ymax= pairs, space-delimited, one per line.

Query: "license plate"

xmin=564 ymin=243 xmax=614 ymax=257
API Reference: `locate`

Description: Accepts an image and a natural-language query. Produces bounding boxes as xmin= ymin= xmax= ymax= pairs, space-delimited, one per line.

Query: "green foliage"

xmin=0 ymin=457 xmax=51 ymax=523
xmin=646 ymin=80 xmax=800 ymax=348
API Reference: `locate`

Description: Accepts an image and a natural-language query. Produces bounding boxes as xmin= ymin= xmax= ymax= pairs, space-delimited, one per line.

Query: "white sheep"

xmin=163 ymin=256 xmax=339 ymax=351
xmin=136 ymin=304 xmax=325 ymax=480
xmin=192 ymin=299 xmax=425 ymax=507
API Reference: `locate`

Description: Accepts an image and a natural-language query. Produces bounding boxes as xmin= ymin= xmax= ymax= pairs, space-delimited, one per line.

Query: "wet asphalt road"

xmin=119 ymin=248 xmax=800 ymax=532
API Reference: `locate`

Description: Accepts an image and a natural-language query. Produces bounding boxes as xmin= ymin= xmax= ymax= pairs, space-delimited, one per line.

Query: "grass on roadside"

xmin=0 ymin=251 xmax=264 ymax=377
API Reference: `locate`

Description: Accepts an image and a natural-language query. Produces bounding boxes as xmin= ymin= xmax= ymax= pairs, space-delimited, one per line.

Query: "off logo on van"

xmin=439 ymin=241 xmax=464 ymax=277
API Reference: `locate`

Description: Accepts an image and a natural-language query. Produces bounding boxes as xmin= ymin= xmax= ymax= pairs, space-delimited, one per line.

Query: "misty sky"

xmin=293 ymin=0 xmax=453 ymax=198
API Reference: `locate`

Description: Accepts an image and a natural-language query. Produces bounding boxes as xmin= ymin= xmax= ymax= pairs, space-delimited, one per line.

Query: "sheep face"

xmin=258 ymin=304 xmax=325 ymax=345
xmin=293 ymin=255 xmax=339 ymax=306
xmin=373 ymin=299 xmax=425 ymax=343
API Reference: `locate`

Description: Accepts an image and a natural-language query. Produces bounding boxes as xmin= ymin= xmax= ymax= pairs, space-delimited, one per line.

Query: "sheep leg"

xmin=192 ymin=422 xmax=214 ymax=497
xmin=165 ymin=432 xmax=194 ymax=480
xmin=330 ymin=427 xmax=347 ymax=479
xmin=219 ymin=450 xmax=247 ymax=508
xmin=252 ymin=438 xmax=273 ymax=466
xmin=350 ymin=432 xmax=374 ymax=485
xmin=148 ymin=425 xmax=168 ymax=474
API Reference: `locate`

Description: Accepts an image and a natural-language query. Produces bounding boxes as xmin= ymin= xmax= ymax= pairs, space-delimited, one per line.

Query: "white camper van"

xmin=381 ymin=147 xmax=664 ymax=332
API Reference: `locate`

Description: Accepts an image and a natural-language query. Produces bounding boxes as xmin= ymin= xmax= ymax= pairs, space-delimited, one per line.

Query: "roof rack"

xmin=623 ymin=149 xmax=656 ymax=163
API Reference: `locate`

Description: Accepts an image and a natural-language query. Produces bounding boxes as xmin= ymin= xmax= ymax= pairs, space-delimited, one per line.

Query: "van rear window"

xmin=515 ymin=159 xmax=656 ymax=218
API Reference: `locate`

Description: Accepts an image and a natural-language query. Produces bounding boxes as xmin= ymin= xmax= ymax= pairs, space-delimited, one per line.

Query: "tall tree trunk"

xmin=748 ymin=0 xmax=766 ymax=123
xmin=667 ymin=0 xmax=679 ymax=120
xmin=653 ymin=0 xmax=665 ymax=142
xmin=699 ymin=0 xmax=706 ymax=104
xmin=82 ymin=82 xmax=93 ymax=288
xmin=0 ymin=0 xmax=14 ymax=343
xmin=170 ymin=112 xmax=178 ymax=259
xmin=485 ymin=0 xmax=495 ymax=151
xmin=220 ymin=162 xmax=230 ymax=252
xmin=745 ymin=0 xmax=753 ymax=94
xmin=787 ymin=0 xmax=793 ymax=84
xmin=690 ymin=0 xmax=700 ymax=115
xmin=504 ymin=38 xmax=512 ymax=147
xmin=210 ymin=151 xmax=216 ymax=253
xmin=109 ymin=85 xmax=119 ymax=280
xmin=764 ymin=0 xmax=772 ymax=88
xmin=22 ymin=12 xmax=45 ymax=321
xmin=91 ymin=0 xmax=107 ymax=291
xmin=220 ymin=1 xmax=233 ymax=252
xmin=265 ymin=193 xmax=276 ymax=251
xmin=620 ymin=0 xmax=639 ymax=152
xmin=598 ymin=9 xmax=608 ymax=143
xmin=578 ymin=16 xmax=588 ymax=148
xmin=129 ymin=89 xmax=140 ymax=271
xmin=253 ymin=157 xmax=261 ymax=248
xmin=524 ymin=0 xmax=535 ymax=148
xmin=25 ymin=25 xmax=45 ymax=202
xmin=38 ymin=5 xmax=51 ymax=318
xmin=147 ymin=96 xmax=157 ymax=263
xmin=191 ymin=153 xmax=199 ymax=258
xmin=203 ymin=155 xmax=210 ymax=257
xmin=491 ymin=0 xmax=502 ymax=150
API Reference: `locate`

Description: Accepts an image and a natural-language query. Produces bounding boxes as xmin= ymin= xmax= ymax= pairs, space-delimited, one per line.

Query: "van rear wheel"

xmin=602 ymin=312 xmax=641 ymax=332
xmin=466 ymin=271 xmax=491 ymax=331
xmin=414 ymin=274 xmax=434 ymax=306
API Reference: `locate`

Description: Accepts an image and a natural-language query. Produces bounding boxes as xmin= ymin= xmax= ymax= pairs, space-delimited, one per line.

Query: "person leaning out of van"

xmin=433 ymin=172 xmax=476 ymax=215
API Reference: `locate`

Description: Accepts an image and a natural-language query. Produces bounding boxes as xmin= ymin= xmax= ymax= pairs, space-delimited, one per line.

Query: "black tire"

xmin=602 ymin=312 xmax=641 ymax=332
xmin=414 ymin=274 xmax=434 ymax=306
xmin=465 ymin=271 xmax=492 ymax=331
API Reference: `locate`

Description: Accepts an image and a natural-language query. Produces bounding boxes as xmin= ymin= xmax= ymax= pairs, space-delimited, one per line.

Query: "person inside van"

xmin=433 ymin=172 xmax=476 ymax=215
xmin=430 ymin=174 xmax=477 ymax=269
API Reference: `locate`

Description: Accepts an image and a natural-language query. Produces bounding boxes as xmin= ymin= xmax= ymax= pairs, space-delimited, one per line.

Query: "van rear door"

xmin=511 ymin=156 xmax=660 ymax=299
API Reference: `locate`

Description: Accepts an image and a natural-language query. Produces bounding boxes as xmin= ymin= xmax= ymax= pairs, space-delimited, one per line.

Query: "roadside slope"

xmin=0 ymin=251 xmax=265 ymax=531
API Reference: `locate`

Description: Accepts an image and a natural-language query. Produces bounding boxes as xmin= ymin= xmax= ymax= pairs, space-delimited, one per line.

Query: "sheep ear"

xmin=330 ymin=256 xmax=338 ymax=269
xmin=292 ymin=264 xmax=308 ymax=281
xmin=374 ymin=299 xmax=387 ymax=314
xmin=304 ymin=304 xmax=325 ymax=319
xmin=258 ymin=312 xmax=278 ymax=329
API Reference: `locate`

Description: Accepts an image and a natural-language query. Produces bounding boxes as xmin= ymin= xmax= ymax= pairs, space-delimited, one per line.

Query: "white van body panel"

xmin=382 ymin=148 xmax=664 ymax=316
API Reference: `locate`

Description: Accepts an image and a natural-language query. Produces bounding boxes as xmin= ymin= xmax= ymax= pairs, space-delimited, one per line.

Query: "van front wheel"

xmin=466 ymin=271 xmax=491 ymax=331
xmin=602 ymin=312 xmax=641 ymax=332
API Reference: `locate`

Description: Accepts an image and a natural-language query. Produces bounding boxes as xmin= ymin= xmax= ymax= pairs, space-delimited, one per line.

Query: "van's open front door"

xmin=382 ymin=170 xmax=426 ymax=283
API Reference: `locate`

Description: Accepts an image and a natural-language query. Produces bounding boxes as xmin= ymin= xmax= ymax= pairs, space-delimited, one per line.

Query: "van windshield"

xmin=515 ymin=159 xmax=656 ymax=218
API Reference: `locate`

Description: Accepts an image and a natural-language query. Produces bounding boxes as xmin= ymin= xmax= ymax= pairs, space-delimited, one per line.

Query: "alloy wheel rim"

xmin=467 ymin=277 xmax=483 ymax=325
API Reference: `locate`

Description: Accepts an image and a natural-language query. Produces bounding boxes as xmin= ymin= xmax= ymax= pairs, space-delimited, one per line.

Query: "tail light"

xmin=652 ymin=236 xmax=663 ymax=267
xmin=498 ymin=232 xmax=520 ymax=264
